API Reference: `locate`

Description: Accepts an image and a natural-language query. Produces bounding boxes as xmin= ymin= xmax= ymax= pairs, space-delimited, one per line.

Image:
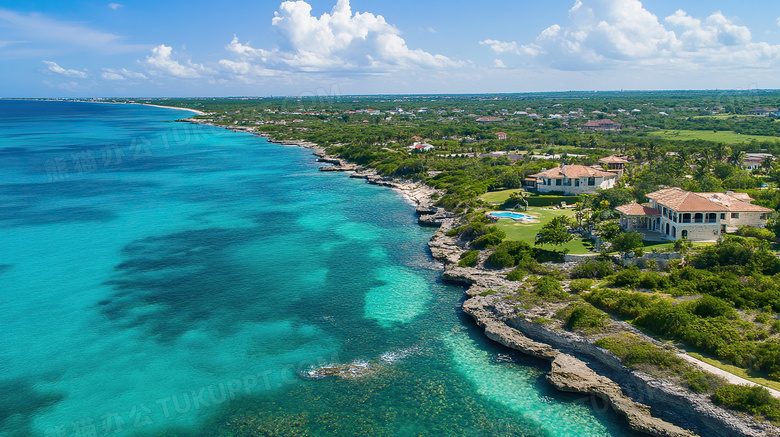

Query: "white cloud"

xmin=42 ymin=60 xmax=87 ymax=78
xmin=101 ymin=68 xmax=146 ymax=81
xmin=0 ymin=8 xmax=145 ymax=55
xmin=479 ymin=39 xmax=538 ymax=56
xmin=101 ymin=71 xmax=124 ymax=81
xmin=492 ymin=59 xmax=507 ymax=69
xmin=222 ymin=0 xmax=457 ymax=74
xmin=108 ymin=3 xmax=123 ymax=10
xmin=143 ymin=44 xmax=203 ymax=78
xmin=483 ymin=0 xmax=780 ymax=71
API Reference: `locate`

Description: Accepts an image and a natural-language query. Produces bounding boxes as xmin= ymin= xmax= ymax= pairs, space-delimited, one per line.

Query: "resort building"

xmin=529 ymin=164 xmax=618 ymax=195
xmin=495 ymin=132 xmax=507 ymax=140
xmin=615 ymin=187 xmax=773 ymax=241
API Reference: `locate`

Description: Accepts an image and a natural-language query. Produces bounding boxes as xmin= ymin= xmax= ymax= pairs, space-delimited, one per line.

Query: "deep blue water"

xmin=0 ymin=100 xmax=639 ymax=436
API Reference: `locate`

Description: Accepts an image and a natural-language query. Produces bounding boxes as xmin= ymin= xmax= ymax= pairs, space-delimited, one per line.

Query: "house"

xmin=618 ymin=187 xmax=773 ymax=241
xmin=582 ymin=119 xmax=622 ymax=131
xmin=408 ymin=142 xmax=434 ymax=152
xmin=475 ymin=116 xmax=504 ymax=123
xmin=495 ymin=132 xmax=507 ymax=140
xmin=749 ymin=107 xmax=780 ymax=116
xmin=529 ymin=164 xmax=618 ymax=195
xmin=742 ymin=153 xmax=774 ymax=171
xmin=598 ymin=155 xmax=629 ymax=178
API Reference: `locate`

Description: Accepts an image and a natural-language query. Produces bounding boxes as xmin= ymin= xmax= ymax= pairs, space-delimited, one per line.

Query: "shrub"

xmin=458 ymin=250 xmax=479 ymax=267
xmin=485 ymin=249 xmax=515 ymax=269
xmin=638 ymin=271 xmax=669 ymax=290
xmin=506 ymin=267 xmax=528 ymax=282
xmin=688 ymin=295 xmax=738 ymax=319
xmin=586 ymin=288 xmax=655 ymax=320
xmin=736 ymin=226 xmax=776 ymax=242
xmin=570 ymin=258 xmax=617 ymax=279
xmin=711 ymin=384 xmax=780 ymax=421
xmin=595 ymin=334 xmax=685 ymax=372
xmin=472 ymin=232 xmax=504 ymax=249
xmin=534 ymin=276 xmax=568 ymax=299
xmin=683 ymin=370 xmax=720 ymax=394
xmin=557 ymin=304 xmax=608 ymax=332
xmin=645 ymin=258 xmax=659 ymax=270
xmin=611 ymin=266 xmax=642 ymax=287
xmin=569 ymin=279 xmax=594 ymax=293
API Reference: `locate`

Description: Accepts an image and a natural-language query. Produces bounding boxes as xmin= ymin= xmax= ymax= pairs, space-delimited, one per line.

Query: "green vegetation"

xmin=712 ymin=385 xmax=780 ymax=422
xmin=652 ymin=129 xmax=780 ymax=145
xmin=146 ymin=92 xmax=780 ymax=423
xmin=458 ymin=250 xmax=479 ymax=267
xmin=534 ymin=216 xmax=573 ymax=249
xmin=556 ymin=303 xmax=608 ymax=332
xmin=595 ymin=333 xmax=686 ymax=372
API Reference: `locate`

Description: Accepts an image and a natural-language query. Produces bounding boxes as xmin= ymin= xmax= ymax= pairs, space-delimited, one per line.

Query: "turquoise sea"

xmin=0 ymin=100 xmax=639 ymax=436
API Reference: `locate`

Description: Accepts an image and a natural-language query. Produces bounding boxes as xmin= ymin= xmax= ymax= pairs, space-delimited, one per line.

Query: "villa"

xmin=582 ymin=119 xmax=622 ymax=131
xmin=529 ymin=164 xmax=618 ymax=195
xmin=598 ymin=155 xmax=629 ymax=178
xmin=615 ymin=187 xmax=773 ymax=241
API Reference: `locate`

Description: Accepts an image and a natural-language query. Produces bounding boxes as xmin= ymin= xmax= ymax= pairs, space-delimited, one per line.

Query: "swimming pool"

xmin=489 ymin=211 xmax=530 ymax=220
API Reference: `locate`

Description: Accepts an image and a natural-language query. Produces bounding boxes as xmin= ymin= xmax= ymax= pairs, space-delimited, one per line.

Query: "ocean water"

xmin=0 ymin=100 xmax=639 ymax=437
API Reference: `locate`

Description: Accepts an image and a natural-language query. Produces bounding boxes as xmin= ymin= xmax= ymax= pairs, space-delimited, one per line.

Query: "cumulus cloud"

xmin=101 ymin=68 xmax=146 ymax=81
xmin=221 ymin=0 xmax=457 ymax=75
xmin=482 ymin=0 xmax=780 ymax=71
xmin=143 ymin=44 xmax=203 ymax=78
xmin=108 ymin=3 xmax=123 ymax=10
xmin=42 ymin=60 xmax=87 ymax=78
xmin=492 ymin=59 xmax=507 ymax=69
xmin=479 ymin=39 xmax=538 ymax=55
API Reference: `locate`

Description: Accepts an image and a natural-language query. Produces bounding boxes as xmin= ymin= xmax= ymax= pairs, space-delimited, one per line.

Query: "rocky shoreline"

xmin=183 ymin=118 xmax=779 ymax=437
xmin=430 ymin=220 xmax=779 ymax=437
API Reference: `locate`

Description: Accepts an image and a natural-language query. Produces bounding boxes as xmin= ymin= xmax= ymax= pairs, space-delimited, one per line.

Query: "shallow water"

xmin=0 ymin=100 xmax=639 ymax=436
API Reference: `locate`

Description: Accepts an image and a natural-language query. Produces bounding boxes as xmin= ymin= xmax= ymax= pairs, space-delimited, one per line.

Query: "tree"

xmin=728 ymin=149 xmax=746 ymax=167
xmin=611 ymin=231 xmax=644 ymax=256
xmin=535 ymin=216 xmax=573 ymax=247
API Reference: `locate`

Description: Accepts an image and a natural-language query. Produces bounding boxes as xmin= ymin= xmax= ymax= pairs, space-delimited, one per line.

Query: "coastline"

xmin=180 ymin=117 xmax=778 ymax=437
xmin=139 ymin=103 xmax=206 ymax=115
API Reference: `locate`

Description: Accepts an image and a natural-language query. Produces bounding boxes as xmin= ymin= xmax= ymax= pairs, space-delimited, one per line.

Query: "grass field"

xmin=491 ymin=207 xmax=595 ymax=255
xmin=650 ymin=129 xmax=780 ymax=144
xmin=480 ymin=188 xmax=522 ymax=204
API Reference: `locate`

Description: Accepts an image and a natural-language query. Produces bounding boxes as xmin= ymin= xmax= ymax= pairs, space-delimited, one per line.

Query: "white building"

xmin=529 ymin=164 xmax=618 ymax=195
xmin=616 ymin=187 xmax=773 ymax=241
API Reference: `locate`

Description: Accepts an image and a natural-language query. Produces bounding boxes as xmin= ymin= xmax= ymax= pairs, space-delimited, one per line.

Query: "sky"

xmin=1 ymin=0 xmax=780 ymax=97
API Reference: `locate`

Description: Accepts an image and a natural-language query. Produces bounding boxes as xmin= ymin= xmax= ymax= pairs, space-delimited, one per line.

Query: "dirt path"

xmin=677 ymin=353 xmax=780 ymax=399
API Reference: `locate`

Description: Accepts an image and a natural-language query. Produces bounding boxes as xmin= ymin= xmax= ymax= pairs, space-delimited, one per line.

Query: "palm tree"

xmin=762 ymin=156 xmax=775 ymax=174
xmin=728 ymin=150 xmax=746 ymax=167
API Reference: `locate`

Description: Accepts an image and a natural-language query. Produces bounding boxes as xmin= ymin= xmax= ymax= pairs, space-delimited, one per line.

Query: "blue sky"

xmin=1 ymin=0 xmax=780 ymax=97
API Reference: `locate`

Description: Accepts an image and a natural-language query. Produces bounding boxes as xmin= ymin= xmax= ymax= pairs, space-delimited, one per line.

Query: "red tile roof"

xmin=615 ymin=203 xmax=660 ymax=217
xmin=599 ymin=155 xmax=629 ymax=164
xmin=530 ymin=164 xmax=616 ymax=179
xmin=583 ymin=119 xmax=621 ymax=128
xmin=694 ymin=192 xmax=773 ymax=213
xmin=647 ymin=187 xmax=728 ymax=212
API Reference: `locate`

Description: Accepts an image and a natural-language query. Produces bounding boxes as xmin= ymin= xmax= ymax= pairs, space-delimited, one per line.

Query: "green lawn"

xmin=651 ymin=129 xmax=780 ymax=145
xmin=492 ymin=207 xmax=595 ymax=255
xmin=480 ymin=188 xmax=522 ymax=204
